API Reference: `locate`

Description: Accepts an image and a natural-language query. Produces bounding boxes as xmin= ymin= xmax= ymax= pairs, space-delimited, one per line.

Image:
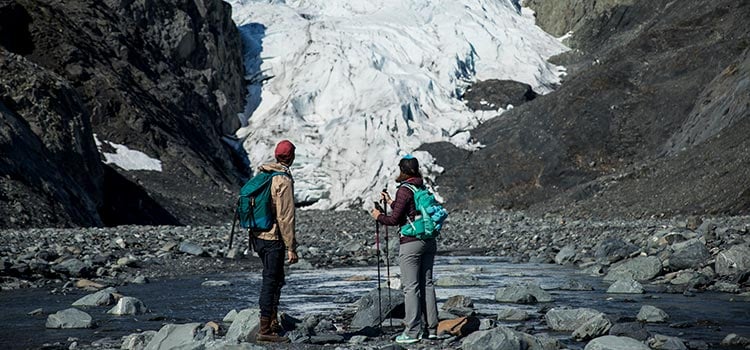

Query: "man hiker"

xmin=253 ymin=139 xmax=299 ymax=343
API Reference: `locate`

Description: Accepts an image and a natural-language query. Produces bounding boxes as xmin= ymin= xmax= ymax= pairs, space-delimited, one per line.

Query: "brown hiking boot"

xmin=256 ymin=315 xmax=290 ymax=343
xmin=270 ymin=309 xmax=283 ymax=333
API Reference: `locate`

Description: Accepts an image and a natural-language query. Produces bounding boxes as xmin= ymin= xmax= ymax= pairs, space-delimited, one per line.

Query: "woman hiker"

xmin=370 ymin=154 xmax=440 ymax=344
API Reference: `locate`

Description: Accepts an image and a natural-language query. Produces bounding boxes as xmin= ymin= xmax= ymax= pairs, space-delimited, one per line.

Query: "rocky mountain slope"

xmin=0 ymin=0 xmax=246 ymax=227
xmin=427 ymin=0 xmax=750 ymax=218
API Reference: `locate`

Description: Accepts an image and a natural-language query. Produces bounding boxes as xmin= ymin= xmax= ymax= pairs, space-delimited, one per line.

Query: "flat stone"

xmin=46 ymin=308 xmax=93 ymax=329
xmin=178 ymin=241 xmax=204 ymax=256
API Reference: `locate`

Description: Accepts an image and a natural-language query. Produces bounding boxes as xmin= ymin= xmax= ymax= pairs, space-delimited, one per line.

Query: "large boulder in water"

xmin=72 ymin=287 xmax=118 ymax=307
xmin=585 ymin=335 xmax=650 ymax=350
xmin=350 ymin=288 xmax=404 ymax=329
xmin=604 ymin=256 xmax=662 ymax=282
xmin=46 ymin=308 xmax=94 ymax=329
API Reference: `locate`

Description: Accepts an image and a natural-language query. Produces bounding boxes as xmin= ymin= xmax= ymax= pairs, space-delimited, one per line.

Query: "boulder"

xmin=461 ymin=326 xmax=557 ymax=350
xmin=223 ymin=309 xmax=238 ymax=323
xmin=53 ymin=259 xmax=90 ymax=277
xmin=46 ymin=308 xmax=94 ymax=329
xmin=606 ymin=279 xmax=644 ymax=294
xmin=573 ymin=314 xmax=612 ymax=341
xmin=584 ymin=335 xmax=650 ymax=350
xmin=350 ymin=288 xmax=404 ymax=329
xmin=144 ymin=323 xmax=203 ymax=350
xmin=121 ymin=330 xmax=157 ymax=350
xmin=555 ymin=245 xmax=577 ymax=265
xmin=669 ymin=239 xmax=709 ymax=270
xmin=722 ymin=333 xmax=750 ymax=347
xmin=108 ymin=296 xmax=147 ymax=315
xmin=636 ymin=305 xmax=669 ymax=323
xmin=224 ymin=309 xmax=260 ymax=343
xmin=594 ymin=238 xmax=640 ymax=264
xmin=544 ymin=307 xmax=603 ymax=331
xmin=604 ymin=256 xmax=662 ymax=282
xmin=495 ymin=283 xmax=553 ymax=304
xmin=648 ymin=334 xmax=687 ymax=350
xmin=72 ymin=287 xmax=118 ymax=307
xmin=609 ymin=322 xmax=651 ymax=341
xmin=442 ymin=295 xmax=474 ymax=316
xmin=497 ymin=308 xmax=529 ymax=321
xmin=716 ymin=244 xmax=750 ymax=276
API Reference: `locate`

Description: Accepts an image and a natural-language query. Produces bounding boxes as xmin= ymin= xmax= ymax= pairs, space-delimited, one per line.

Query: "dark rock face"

xmin=0 ymin=0 xmax=246 ymax=227
xmin=426 ymin=0 xmax=750 ymax=218
xmin=462 ymin=80 xmax=537 ymax=111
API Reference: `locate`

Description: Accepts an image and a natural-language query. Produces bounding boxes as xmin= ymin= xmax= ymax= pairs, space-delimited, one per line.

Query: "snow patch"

xmin=94 ymin=135 xmax=162 ymax=172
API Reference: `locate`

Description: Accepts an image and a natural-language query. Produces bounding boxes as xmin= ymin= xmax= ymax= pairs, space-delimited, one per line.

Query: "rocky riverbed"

xmin=1 ymin=210 xmax=749 ymax=349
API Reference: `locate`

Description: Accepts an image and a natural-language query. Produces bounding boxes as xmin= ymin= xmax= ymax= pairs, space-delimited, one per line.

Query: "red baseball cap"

xmin=274 ymin=140 xmax=295 ymax=164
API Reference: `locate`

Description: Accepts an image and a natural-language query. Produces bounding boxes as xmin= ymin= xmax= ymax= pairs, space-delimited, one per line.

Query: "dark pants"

xmin=254 ymin=238 xmax=285 ymax=317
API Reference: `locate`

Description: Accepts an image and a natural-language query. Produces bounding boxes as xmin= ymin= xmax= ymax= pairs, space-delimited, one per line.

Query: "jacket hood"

xmin=401 ymin=176 xmax=424 ymax=187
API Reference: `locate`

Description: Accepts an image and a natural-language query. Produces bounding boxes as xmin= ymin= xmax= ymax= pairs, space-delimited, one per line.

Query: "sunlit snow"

xmin=93 ymin=135 xmax=162 ymax=172
xmin=227 ymin=0 xmax=568 ymax=209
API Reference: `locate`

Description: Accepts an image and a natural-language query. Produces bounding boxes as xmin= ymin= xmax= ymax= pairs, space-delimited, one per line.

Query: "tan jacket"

xmin=253 ymin=162 xmax=297 ymax=252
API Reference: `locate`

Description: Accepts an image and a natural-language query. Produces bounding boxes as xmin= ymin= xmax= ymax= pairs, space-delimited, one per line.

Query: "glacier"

xmin=226 ymin=0 xmax=568 ymax=209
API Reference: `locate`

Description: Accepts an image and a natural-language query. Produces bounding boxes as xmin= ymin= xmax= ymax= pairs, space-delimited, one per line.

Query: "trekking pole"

xmin=375 ymin=216 xmax=383 ymax=330
xmin=382 ymin=186 xmax=393 ymax=328
xmin=228 ymin=199 xmax=239 ymax=250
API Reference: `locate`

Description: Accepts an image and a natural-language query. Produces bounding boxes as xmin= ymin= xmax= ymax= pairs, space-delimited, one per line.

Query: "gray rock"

xmin=72 ymin=287 xmax=118 ymax=307
xmin=54 ymin=259 xmax=90 ymax=277
xmin=349 ymin=335 xmax=368 ymax=344
xmin=461 ymin=326 xmax=555 ymax=350
xmin=573 ymin=314 xmax=612 ymax=341
xmin=179 ymin=241 xmax=205 ymax=256
xmin=436 ymin=275 xmax=485 ymax=287
xmin=648 ymin=334 xmax=687 ymax=350
xmin=544 ymin=307 xmax=603 ymax=331
xmin=495 ymin=283 xmax=553 ymax=304
xmin=442 ymin=295 xmax=475 ymax=316
xmin=636 ymin=305 xmax=669 ymax=323
xmin=606 ymin=279 xmax=644 ymax=294
xmin=224 ymin=309 xmax=260 ymax=343
xmin=555 ymin=244 xmax=577 ymax=265
xmin=289 ymin=259 xmax=314 ymax=270
xmin=46 ymin=308 xmax=93 ymax=329
xmin=223 ymin=309 xmax=238 ymax=323
xmin=310 ymin=334 xmax=345 ymax=344
xmin=609 ymin=322 xmax=651 ymax=341
xmin=144 ymin=323 xmax=203 ymax=350
xmin=204 ymin=342 xmax=266 ymax=350
xmin=584 ymin=335 xmax=650 ymax=350
xmin=669 ymin=239 xmax=709 ymax=270
xmin=721 ymin=333 xmax=750 ymax=347
xmin=201 ymin=280 xmax=232 ymax=287
xmin=497 ymin=308 xmax=529 ymax=321
xmin=108 ymin=296 xmax=147 ymax=315
xmin=594 ymin=238 xmax=640 ymax=264
xmin=121 ymin=330 xmax=157 ymax=350
xmin=350 ymin=288 xmax=404 ymax=329
xmin=559 ymin=279 xmax=594 ymax=291
xmin=716 ymin=244 xmax=750 ymax=276
xmin=604 ymin=256 xmax=662 ymax=282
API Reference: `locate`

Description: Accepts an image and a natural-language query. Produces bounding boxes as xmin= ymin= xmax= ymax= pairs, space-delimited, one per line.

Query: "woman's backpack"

xmin=399 ymin=183 xmax=448 ymax=239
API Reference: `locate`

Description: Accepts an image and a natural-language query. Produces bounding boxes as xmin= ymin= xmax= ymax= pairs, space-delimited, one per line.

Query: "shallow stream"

xmin=1 ymin=257 xmax=749 ymax=349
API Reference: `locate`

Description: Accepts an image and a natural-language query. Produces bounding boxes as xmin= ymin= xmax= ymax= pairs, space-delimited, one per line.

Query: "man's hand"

xmin=287 ymin=250 xmax=298 ymax=264
xmin=371 ymin=208 xmax=381 ymax=220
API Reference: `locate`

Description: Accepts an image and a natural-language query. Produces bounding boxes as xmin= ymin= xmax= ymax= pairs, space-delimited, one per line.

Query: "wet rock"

xmin=495 ymin=283 xmax=553 ymax=304
xmin=179 ymin=241 xmax=205 ymax=256
xmin=604 ymin=256 xmax=662 ymax=282
xmin=594 ymin=238 xmax=640 ymax=264
xmin=72 ymin=287 xmax=118 ymax=307
xmin=461 ymin=326 xmax=553 ymax=350
xmin=710 ymin=281 xmax=741 ymax=293
xmin=584 ymin=335 xmax=650 ymax=350
xmin=108 ymin=296 xmax=148 ymax=315
xmin=609 ymin=322 xmax=651 ymax=341
xmin=606 ymin=279 xmax=644 ymax=294
xmin=636 ymin=305 xmax=669 ymax=323
xmin=722 ymin=333 xmax=750 ymax=347
xmin=144 ymin=323 xmax=203 ymax=350
xmin=223 ymin=309 xmax=238 ymax=323
xmin=716 ymin=244 xmax=750 ymax=276
xmin=130 ymin=276 xmax=148 ymax=284
xmin=27 ymin=308 xmax=43 ymax=316
xmin=573 ymin=314 xmax=612 ymax=341
xmin=121 ymin=330 xmax=157 ymax=350
xmin=45 ymin=308 xmax=93 ymax=329
xmin=201 ymin=280 xmax=232 ymax=287
xmin=497 ymin=308 xmax=529 ymax=321
xmin=555 ymin=244 xmax=577 ymax=265
xmin=545 ymin=307 xmax=603 ymax=331
xmin=350 ymin=288 xmax=404 ymax=329
xmin=436 ymin=275 xmax=484 ymax=287
xmin=668 ymin=239 xmax=708 ymax=270
xmin=442 ymin=295 xmax=474 ymax=316
xmin=224 ymin=309 xmax=260 ymax=342
xmin=290 ymin=259 xmax=314 ymax=270
xmin=648 ymin=334 xmax=687 ymax=350
xmin=559 ymin=279 xmax=594 ymax=291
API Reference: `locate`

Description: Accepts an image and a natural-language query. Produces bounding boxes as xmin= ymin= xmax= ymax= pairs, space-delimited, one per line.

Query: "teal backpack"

xmin=399 ymin=183 xmax=449 ymax=239
xmin=236 ymin=171 xmax=290 ymax=231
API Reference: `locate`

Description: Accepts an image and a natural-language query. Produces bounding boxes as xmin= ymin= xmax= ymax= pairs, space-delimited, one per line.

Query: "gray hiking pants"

xmin=399 ymin=238 xmax=439 ymax=338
